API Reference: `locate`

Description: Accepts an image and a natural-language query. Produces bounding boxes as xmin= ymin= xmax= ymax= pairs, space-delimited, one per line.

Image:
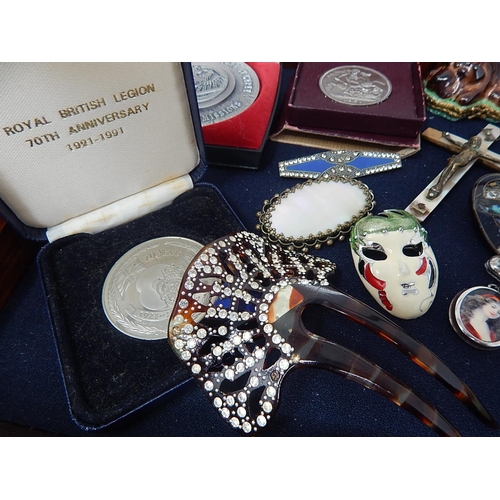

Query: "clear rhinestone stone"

xmin=272 ymin=334 xmax=282 ymax=344
xmin=279 ymin=359 xmax=290 ymax=371
xmin=266 ymin=386 xmax=277 ymax=398
xmin=242 ymin=422 xmax=252 ymax=434
xmin=263 ymin=324 xmax=274 ymax=334
xmin=172 ymin=314 xmax=184 ymax=325
xmin=255 ymin=348 xmax=265 ymax=360
xmin=257 ymin=415 xmax=267 ymax=427
xmin=262 ymin=401 xmax=273 ymax=413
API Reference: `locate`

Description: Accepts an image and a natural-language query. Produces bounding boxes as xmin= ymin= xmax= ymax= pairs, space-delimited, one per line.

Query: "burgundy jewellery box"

xmin=271 ymin=62 xmax=426 ymax=151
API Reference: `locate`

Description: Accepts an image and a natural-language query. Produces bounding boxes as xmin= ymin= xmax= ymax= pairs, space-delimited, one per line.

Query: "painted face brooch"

xmin=350 ymin=209 xmax=438 ymax=320
xmin=168 ymin=231 xmax=495 ymax=436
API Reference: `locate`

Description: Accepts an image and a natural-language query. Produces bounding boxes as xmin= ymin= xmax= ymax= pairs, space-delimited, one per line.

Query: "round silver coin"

xmin=191 ymin=62 xmax=260 ymax=125
xmin=319 ymin=65 xmax=392 ymax=106
xmin=102 ymin=237 xmax=203 ymax=340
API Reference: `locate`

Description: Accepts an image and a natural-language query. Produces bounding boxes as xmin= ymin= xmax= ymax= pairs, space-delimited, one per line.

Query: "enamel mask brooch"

xmin=350 ymin=209 xmax=438 ymax=320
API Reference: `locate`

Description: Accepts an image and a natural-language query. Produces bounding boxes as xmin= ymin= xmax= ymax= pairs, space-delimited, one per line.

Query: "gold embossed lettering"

xmin=25 ymin=131 xmax=60 ymax=147
xmin=58 ymin=98 xmax=107 ymax=119
xmin=113 ymin=84 xmax=155 ymax=103
xmin=3 ymin=116 xmax=52 ymax=136
xmin=69 ymin=103 xmax=150 ymax=134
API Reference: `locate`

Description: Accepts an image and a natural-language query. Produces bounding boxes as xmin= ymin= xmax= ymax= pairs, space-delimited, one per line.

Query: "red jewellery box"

xmin=271 ymin=62 xmax=426 ymax=149
xmin=0 ymin=62 xmax=244 ymax=430
xmin=200 ymin=62 xmax=281 ymax=169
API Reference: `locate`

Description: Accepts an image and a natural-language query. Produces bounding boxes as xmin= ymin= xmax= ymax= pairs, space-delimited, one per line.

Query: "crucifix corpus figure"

xmin=427 ymin=130 xmax=500 ymax=200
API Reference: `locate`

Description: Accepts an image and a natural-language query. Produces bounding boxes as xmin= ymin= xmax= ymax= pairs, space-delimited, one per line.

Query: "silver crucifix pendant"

xmin=406 ymin=125 xmax=500 ymax=222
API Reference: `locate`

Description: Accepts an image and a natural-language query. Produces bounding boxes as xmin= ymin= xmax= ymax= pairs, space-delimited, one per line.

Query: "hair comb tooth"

xmin=168 ymin=231 xmax=497 ymax=436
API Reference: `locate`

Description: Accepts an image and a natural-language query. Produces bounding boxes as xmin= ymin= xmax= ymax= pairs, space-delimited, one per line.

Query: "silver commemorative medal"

xmin=191 ymin=62 xmax=260 ymax=125
xmin=319 ymin=65 xmax=392 ymax=106
xmin=102 ymin=237 xmax=203 ymax=340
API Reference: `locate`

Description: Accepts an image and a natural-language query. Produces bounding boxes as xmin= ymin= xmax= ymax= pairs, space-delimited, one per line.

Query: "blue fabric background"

xmin=1 ymin=67 xmax=500 ymax=437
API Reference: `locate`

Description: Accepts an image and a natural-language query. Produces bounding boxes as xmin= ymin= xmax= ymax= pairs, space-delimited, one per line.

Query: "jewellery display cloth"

xmin=2 ymin=67 xmax=500 ymax=436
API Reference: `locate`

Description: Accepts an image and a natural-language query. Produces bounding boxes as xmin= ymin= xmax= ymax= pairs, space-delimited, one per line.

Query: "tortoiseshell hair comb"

xmin=168 ymin=231 xmax=497 ymax=436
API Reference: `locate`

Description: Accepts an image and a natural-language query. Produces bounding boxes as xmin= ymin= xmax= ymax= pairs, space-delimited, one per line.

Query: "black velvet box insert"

xmin=38 ymin=185 xmax=244 ymax=429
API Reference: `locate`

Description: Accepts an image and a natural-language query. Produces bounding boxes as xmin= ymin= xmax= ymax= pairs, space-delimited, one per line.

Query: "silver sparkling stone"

xmin=257 ymin=415 xmax=267 ymax=427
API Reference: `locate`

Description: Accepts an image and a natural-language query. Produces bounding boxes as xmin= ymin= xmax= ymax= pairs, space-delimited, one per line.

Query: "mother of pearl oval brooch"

xmin=256 ymin=173 xmax=375 ymax=252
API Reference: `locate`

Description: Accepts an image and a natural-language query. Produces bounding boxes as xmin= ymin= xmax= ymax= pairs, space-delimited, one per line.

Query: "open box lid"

xmin=0 ymin=62 xmax=205 ymax=242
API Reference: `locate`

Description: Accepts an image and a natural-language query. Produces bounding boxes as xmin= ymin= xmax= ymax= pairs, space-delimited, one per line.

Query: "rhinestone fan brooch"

xmin=167 ymin=231 xmax=336 ymax=434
